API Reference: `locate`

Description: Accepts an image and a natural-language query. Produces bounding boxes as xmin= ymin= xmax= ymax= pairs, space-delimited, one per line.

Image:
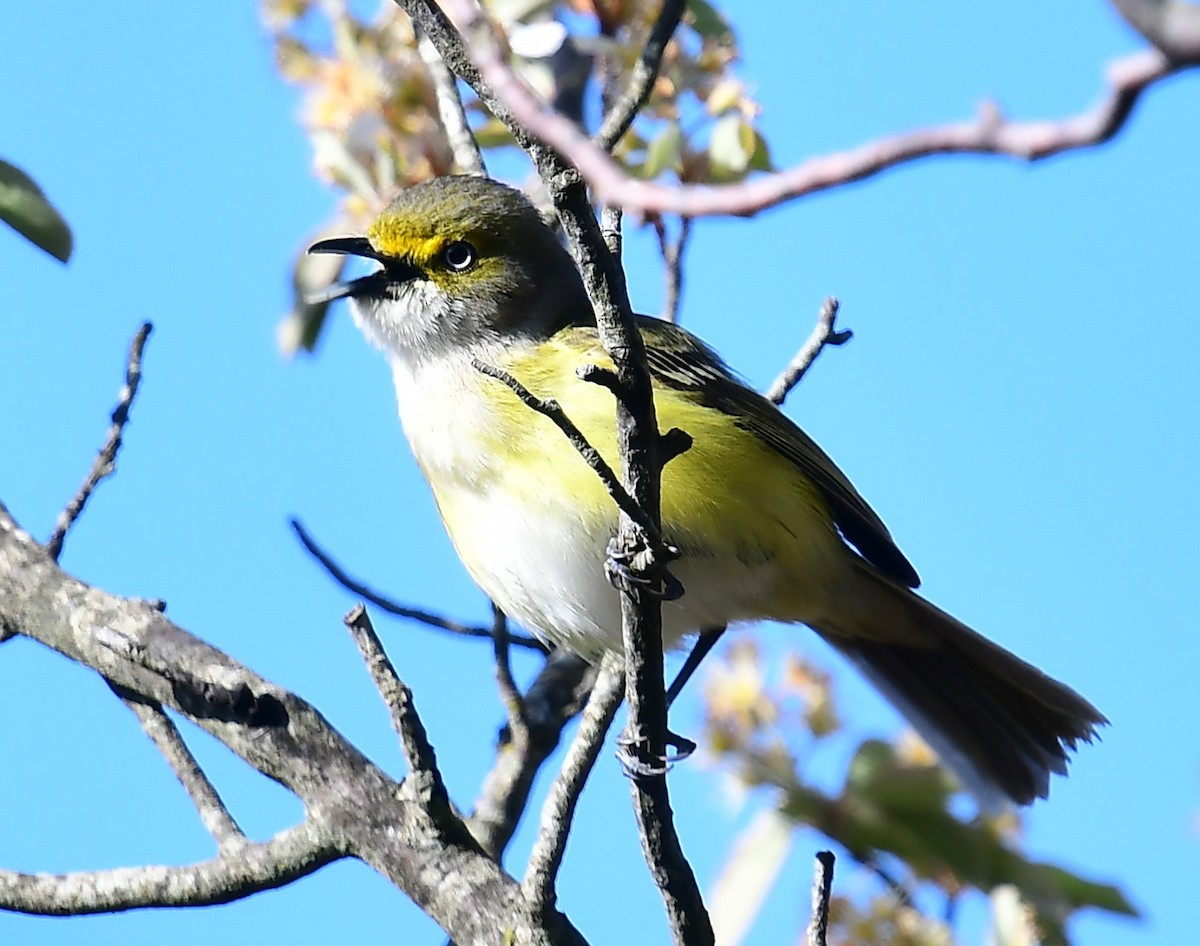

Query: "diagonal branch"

xmin=0 ymin=822 xmax=339 ymax=916
xmin=765 ymin=298 xmax=853 ymax=406
xmin=113 ymin=686 xmax=245 ymax=849
xmin=467 ymin=650 xmax=596 ymax=860
xmin=595 ymin=0 xmax=688 ymax=150
xmin=417 ymin=26 xmax=486 ymax=175
xmin=343 ymin=604 xmax=457 ymax=820
xmin=411 ymin=11 xmax=1189 ymax=219
xmin=45 ymin=322 xmax=152 ymax=561
xmin=290 ymin=517 xmax=546 ymax=652
xmin=522 ymin=657 xmax=625 ymax=913
xmin=0 ymin=502 xmax=584 ymax=944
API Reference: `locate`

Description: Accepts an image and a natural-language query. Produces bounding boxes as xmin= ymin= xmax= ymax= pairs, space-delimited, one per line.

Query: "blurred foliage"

xmin=701 ymin=640 xmax=1137 ymax=945
xmin=263 ymin=0 xmax=768 ymax=353
xmin=0 ymin=158 xmax=72 ymax=263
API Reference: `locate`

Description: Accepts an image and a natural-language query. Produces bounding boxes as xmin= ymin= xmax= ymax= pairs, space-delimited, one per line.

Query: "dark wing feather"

xmin=637 ymin=317 xmax=921 ymax=588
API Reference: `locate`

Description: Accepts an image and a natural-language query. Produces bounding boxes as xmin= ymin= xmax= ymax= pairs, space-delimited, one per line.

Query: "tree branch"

xmin=45 ymin=322 xmax=152 ymax=561
xmin=467 ymin=650 xmax=595 ymax=860
xmin=409 ymin=16 xmax=1188 ymax=218
xmin=595 ymin=0 xmax=688 ymax=150
xmin=343 ymin=604 xmax=456 ymax=819
xmin=806 ymin=851 xmax=836 ymax=946
xmin=651 ymin=215 xmax=691 ymax=324
xmin=523 ymin=657 xmax=624 ymax=914
xmin=764 ymin=298 xmax=852 ymax=406
xmin=417 ymin=26 xmax=486 ymax=176
xmin=290 ymin=517 xmax=545 ymax=652
xmin=0 ymin=502 xmax=585 ymax=945
xmin=490 ymin=603 xmax=529 ymax=737
xmin=113 ymin=686 xmax=245 ymax=849
xmin=0 ymin=822 xmax=338 ymax=916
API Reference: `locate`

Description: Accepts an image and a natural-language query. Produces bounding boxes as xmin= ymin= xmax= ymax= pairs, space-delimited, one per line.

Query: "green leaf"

xmin=687 ymin=0 xmax=734 ymax=42
xmin=0 ymin=159 xmax=72 ymax=262
xmin=642 ymin=122 xmax=683 ymax=180
xmin=747 ymin=128 xmax=773 ymax=172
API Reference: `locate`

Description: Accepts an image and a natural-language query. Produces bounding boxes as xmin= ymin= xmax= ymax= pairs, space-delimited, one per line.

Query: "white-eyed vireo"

xmin=310 ymin=174 xmax=1104 ymax=806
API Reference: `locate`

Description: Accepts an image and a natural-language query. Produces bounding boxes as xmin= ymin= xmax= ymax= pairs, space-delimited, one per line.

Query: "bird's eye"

xmin=442 ymin=241 xmax=477 ymax=272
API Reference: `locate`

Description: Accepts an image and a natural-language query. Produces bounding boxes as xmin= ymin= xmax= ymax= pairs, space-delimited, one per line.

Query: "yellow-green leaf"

xmin=687 ymin=0 xmax=734 ymax=42
xmin=642 ymin=122 xmax=684 ymax=179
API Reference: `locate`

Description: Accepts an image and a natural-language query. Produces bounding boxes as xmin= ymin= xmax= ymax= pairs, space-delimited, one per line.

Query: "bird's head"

xmin=309 ymin=175 xmax=589 ymax=364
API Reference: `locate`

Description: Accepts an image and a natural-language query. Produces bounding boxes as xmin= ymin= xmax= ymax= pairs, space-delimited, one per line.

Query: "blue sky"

xmin=1 ymin=3 xmax=1196 ymax=945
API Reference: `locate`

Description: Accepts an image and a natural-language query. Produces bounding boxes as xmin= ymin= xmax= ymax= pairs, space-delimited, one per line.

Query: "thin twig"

xmin=652 ymin=216 xmax=692 ymax=324
xmin=423 ymin=9 xmax=1189 ymax=218
xmin=490 ymin=603 xmax=528 ymax=737
xmin=343 ymin=605 xmax=452 ymax=813
xmin=806 ymin=851 xmax=836 ymax=946
xmin=469 ymin=359 xmax=671 ymax=557
xmin=765 ymin=298 xmax=852 ymax=405
xmin=417 ymin=27 xmax=486 ymax=176
xmin=595 ymin=0 xmax=688 ymax=150
xmin=467 ymin=650 xmax=595 ymax=859
xmin=522 ymin=656 xmax=625 ymax=913
xmin=46 ymin=322 xmax=152 ymax=560
xmin=114 ymin=686 xmax=245 ymax=849
xmin=290 ymin=518 xmax=545 ymax=652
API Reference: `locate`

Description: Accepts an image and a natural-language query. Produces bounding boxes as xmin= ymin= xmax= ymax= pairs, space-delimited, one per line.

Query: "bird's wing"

xmin=633 ymin=317 xmax=921 ymax=588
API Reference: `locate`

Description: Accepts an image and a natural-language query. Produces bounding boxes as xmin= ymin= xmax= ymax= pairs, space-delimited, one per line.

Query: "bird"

xmin=309 ymin=173 xmax=1105 ymax=806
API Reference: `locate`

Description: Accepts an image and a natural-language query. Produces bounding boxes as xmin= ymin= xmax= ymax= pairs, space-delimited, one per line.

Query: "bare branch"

xmin=45 ymin=322 xmax=152 ymax=561
xmin=0 ymin=822 xmax=338 ymax=916
xmin=417 ymin=27 xmax=486 ymax=176
xmin=467 ymin=651 xmax=595 ymax=860
xmin=113 ymin=687 xmax=245 ymax=849
xmin=415 ymin=15 xmax=1186 ymax=218
xmin=806 ymin=851 xmax=836 ymax=946
xmin=523 ymin=657 xmax=624 ymax=914
xmin=490 ymin=603 xmax=528 ymax=738
xmin=343 ymin=604 xmax=456 ymax=817
xmin=651 ymin=216 xmax=692 ymax=324
xmin=290 ymin=517 xmax=545 ymax=652
xmin=0 ymin=503 xmax=582 ymax=943
xmin=764 ymin=298 xmax=853 ymax=406
xmin=595 ymin=0 xmax=688 ymax=150
xmin=1112 ymin=0 xmax=1200 ymax=60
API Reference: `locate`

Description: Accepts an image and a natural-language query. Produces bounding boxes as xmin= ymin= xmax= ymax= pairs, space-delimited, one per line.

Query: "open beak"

xmin=305 ymin=236 xmax=411 ymax=304
xmin=308 ymin=236 xmax=384 ymax=262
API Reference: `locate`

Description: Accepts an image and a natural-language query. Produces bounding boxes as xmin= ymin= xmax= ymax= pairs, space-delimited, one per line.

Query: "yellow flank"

xmin=492 ymin=330 xmax=841 ymax=623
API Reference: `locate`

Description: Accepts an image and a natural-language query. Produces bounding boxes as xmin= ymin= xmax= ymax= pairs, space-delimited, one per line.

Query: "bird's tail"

xmin=814 ymin=561 xmax=1106 ymax=806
